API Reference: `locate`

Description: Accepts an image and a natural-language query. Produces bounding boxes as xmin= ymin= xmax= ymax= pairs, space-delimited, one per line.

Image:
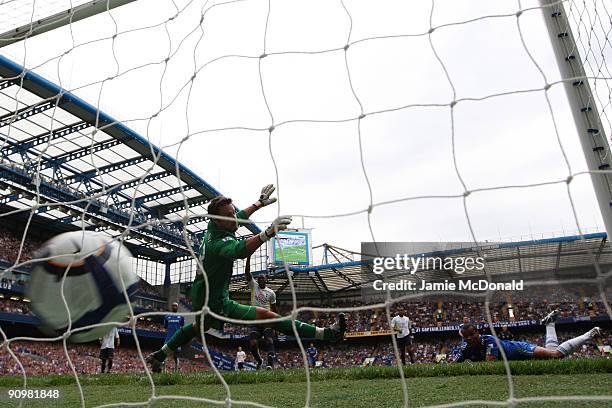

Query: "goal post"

xmin=539 ymin=0 xmax=612 ymax=239
xmin=0 ymin=0 xmax=137 ymax=49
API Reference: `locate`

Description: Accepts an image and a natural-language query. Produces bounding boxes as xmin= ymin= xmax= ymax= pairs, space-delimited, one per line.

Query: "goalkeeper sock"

xmin=155 ymin=324 xmax=197 ymax=362
xmin=545 ymin=323 xmax=558 ymax=348
xmin=272 ymin=319 xmax=333 ymax=341
xmin=557 ymin=331 xmax=591 ymax=357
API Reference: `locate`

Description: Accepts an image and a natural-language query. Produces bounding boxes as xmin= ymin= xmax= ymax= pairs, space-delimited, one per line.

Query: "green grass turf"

xmin=0 ymin=360 xmax=610 ymax=407
xmin=276 ymin=245 xmax=307 ymax=263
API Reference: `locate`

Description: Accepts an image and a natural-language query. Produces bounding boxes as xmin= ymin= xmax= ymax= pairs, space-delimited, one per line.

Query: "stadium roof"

xmin=0 ymin=55 xmax=259 ymax=261
xmin=230 ymin=232 xmax=612 ymax=295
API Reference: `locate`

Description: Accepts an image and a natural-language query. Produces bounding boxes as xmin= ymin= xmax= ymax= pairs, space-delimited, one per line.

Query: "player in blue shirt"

xmin=306 ymin=343 xmax=318 ymax=367
xmin=164 ymin=302 xmax=185 ymax=373
xmin=455 ymin=311 xmax=601 ymax=362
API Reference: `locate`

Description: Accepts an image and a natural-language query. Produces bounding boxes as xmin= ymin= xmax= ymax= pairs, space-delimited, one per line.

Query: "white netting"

xmin=0 ymin=0 xmax=93 ymax=34
xmin=0 ymin=0 xmax=611 ymax=407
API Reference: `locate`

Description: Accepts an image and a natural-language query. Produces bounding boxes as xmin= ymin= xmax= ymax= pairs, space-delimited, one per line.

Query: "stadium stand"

xmin=0 ymin=224 xmax=41 ymax=264
xmin=186 ymin=286 xmax=611 ymax=339
xmin=0 ymin=340 xmax=209 ymax=375
xmin=0 ymin=298 xmax=31 ymax=315
xmin=0 ymin=49 xmax=609 ymax=375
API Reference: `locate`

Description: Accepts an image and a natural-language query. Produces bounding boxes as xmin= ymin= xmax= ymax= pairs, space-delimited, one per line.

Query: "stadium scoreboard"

xmin=269 ymin=229 xmax=312 ymax=266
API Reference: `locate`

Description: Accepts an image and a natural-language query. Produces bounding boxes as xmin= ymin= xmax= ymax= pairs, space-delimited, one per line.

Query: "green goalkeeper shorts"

xmin=191 ymin=274 xmax=257 ymax=330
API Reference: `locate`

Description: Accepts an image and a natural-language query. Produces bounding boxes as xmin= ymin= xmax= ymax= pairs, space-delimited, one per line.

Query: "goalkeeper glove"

xmin=256 ymin=184 xmax=277 ymax=208
xmin=259 ymin=215 xmax=292 ymax=242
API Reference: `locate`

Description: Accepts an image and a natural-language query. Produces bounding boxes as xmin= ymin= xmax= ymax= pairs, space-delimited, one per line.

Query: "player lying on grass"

xmin=455 ymin=310 xmax=601 ymax=362
xmin=147 ymin=185 xmax=346 ymax=372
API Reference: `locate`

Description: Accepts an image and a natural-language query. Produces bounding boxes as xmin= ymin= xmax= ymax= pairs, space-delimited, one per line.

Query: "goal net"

xmin=0 ymin=0 xmax=610 ymax=407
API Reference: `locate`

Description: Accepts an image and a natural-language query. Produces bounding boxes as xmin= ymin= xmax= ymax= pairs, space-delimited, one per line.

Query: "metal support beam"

xmin=517 ymin=246 xmax=523 ymax=274
xmin=116 ymin=186 xmax=194 ymax=209
xmin=64 ymin=156 xmax=147 ymax=183
xmin=309 ymin=275 xmax=322 ymax=293
xmin=0 ymin=121 xmax=135 ymax=204
xmin=186 ymin=215 xmax=207 ymax=226
xmin=325 ymin=248 xmax=358 ymax=286
xmin=323 ymin=243 xmax=329 ymax=264
xmin=314 ymin=271 xmax=329 ymax=292
xmin=0 ymin=193 xmax=21 ymax=204
xmin=169 ymin=214 xmax=208 ymax=227
xmin=0 ymin=100 xmax=55 ymax=128
xmin=554 ymin=242 xmax=562 ymax=274
xmin=595 ymin=237 xmax=607 ymax=262
xmin=0 ymin=165 xmax=195 ymax=250
xmin=151 ymin=194 xmax=210 ymax=216
xmin=0 ymin=79 xmax=16 ymax=90
xmin=0 ymin=0 xmax=137 ymax=48
xmin=2 ymin=121 xmax=90 ymax=156
xmin=331 ymin=267 xmax=358 ymax=286
xmin=52 ymin=165 xmax=66 ymax=184
xmin=39 ymin=138 xmax=121 ymax=170
xmin=36 ymin=205 xmax=52 ymax=214
xmin=328 ymin=245 xmax=355 ymax=263
xmin=90 ymin=171 xmax=172 ymax=195
xmin=539 ymin=1 xmax=612 ymax=238
xmin=19 ymin=150 xmax=33 ymax=172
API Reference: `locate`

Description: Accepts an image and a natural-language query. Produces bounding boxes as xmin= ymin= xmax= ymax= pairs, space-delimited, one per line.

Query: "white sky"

xmin=1 ymin=0 xmax=611 ymax=256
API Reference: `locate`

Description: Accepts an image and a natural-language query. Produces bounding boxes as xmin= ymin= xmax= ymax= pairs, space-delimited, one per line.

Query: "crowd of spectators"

xmin=0 ymin=340 xmax=208 ymax=376
xmin=137 ymin=280 xmax=162 ymax=298
xmin=0 ymin=297 xmax=167 ymax=331
xmin=0 ymin=298 xmax=31 ymax=315
xmin=218 ymin=288 xmax=610 ymax=338
xmin=1 ymin=276 xmax=28 ymax=287
xmin=134 ymin=319 xmax=165 ymax=332
xmin=0 ymin=326 xmax=608 ymax=375
xmin=0 ymin=225 xmax=41 ymax=264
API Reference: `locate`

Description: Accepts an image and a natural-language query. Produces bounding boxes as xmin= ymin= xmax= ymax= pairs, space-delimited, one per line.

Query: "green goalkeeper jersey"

xmin=195 ymin=210 xmax=249 ymax=312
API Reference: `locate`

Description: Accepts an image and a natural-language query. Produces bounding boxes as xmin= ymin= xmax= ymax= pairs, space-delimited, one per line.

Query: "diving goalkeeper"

xmin=147 ymin=185 xmax=346 ymax=372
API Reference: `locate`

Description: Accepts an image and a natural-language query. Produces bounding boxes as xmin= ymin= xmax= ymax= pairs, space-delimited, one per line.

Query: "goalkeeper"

xmin=147 ymin=185 xmax=346 ymax=372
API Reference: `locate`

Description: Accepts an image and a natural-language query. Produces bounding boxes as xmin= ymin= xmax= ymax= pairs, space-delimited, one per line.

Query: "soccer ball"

xmin=28 ymin=231 xmax=139 ymax=343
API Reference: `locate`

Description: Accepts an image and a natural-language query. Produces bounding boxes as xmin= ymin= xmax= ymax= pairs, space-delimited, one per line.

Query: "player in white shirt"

xmin=99 ymin=326 xmax=119 ymax=373
xmin=236 ymin=346 xmax=247 ymax=371
xmin=390 ymin=309 xmax=415 ymax=365
xmin=245 ymin=256 xmax=277 ymax=369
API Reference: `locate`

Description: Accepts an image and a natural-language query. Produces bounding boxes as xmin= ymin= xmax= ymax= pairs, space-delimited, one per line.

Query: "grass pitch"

xmin=275 ymin=245 xmax=307 ymax=263
xmin=0 ymin=359 xmax=610 ymax=407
